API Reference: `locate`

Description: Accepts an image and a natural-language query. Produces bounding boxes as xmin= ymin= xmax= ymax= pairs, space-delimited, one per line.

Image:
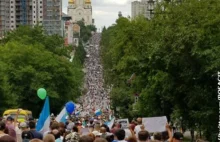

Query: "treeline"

xmin=101 ymin=0 xmax=220 ymax=141
xmin=0 ymin=26 xmax=85 ymax=117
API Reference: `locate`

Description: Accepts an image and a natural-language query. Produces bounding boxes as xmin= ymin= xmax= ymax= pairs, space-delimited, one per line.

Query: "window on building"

xmin=34 ymin=16 xmax=35 ymax=18
xmin=11 ymin=26 xmax=14 ymax=28
xmin=40 ymin=16 xmax=42 ymax=18
xmin=34 ymin=11 xmax=35 ymax=13
xmin=34 ymin=21 xmax=35 ymax=23
xmin=11 ymin=11 xmax=13 ymax=13
xmin=11 ymin=1 xmax=13 ymax=3
xmin=11 ymin=21 xmax=14 ymax=23
xmin=11 ymin=6 xmax=13 ymax=8
xmin=40 ymin=6 xmax=42 ymax=8
xmin=40 ymin=1 xmax=42 ymax=4
xmin=11 ymin=16 xmax=13 ymax=18
xmin=40 ymin=11 xmax=42 ymax=13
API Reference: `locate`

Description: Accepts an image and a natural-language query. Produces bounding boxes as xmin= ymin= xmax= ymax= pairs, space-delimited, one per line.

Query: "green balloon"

xmin=37 ymin=88 xmax=47 ymax=100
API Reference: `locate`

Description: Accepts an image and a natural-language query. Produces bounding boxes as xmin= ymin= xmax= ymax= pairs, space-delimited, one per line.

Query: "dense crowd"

xmin=80 ymin=33 xmax=111 ymax=116
xmin=0 ymin=115 xmax=198 ymax=142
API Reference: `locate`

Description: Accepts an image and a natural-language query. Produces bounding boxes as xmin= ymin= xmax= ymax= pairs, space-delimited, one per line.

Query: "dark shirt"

xmin=29 ymin=130 xmax=43 ymax=140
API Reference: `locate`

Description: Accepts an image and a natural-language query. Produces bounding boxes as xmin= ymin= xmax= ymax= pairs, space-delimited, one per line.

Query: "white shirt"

xmin=134 ymin=125 xmax=142 ymax=138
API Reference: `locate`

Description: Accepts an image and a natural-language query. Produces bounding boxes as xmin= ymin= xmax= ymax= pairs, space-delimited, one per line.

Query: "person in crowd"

xmin=105 ymin=133 xmax=114 ymax=142
xmin=58 ymin=122 xmax=65 ymax=139
xmin=114 ymin=129 xmax=126 ymax=142
xmin=127 ymin=136 xmax=137 ymax=142
xmin=87 ymin=133 xmax=96 ymax=141
xmin=0 ymin=135 xmax=16 ymax=142
xmin=94 ymin=138 xmax=108 ymax=142
xmin=50 ymin=129 xmax=62 ymax=142
xmin=100 ymin=127 xmax=107 ymax=138
xmin=111 ymin=123 xmax=121 ymax=134
xmin=29 ymin=139 xmax=43 ymax=142
xmin=79 ymin=135 xmax=94 ymax=142
xmin=161 ymin=131 xmax=169 ymax=142
xmin=138 ymin=130 xmax=150 ymax=142
xmin=65 ymin=126 xmax=80 ymax=142
xmin=43 ymin=134 xmax=55 ymax=142
xmin=171 ymin=132 xmax=183 ymax=142
xmin=29 ymin=121 xmax=43 ymax=140
xmin=0 ymin=121 xmax=8 ymax=138
xmin=153 ymin=132 xmax=162 ymax=141
xmin=20 ymin=122 xmax=32 ymax=142
xmin=134 ymin=118 xmax=142 ymax=137
xmin=6 ymin=116 xmax=16 ymax=140
xmin=100 ymin=124 xmax=110 ymax=133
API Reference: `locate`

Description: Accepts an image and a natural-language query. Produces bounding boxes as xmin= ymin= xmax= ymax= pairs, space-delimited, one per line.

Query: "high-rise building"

xmin=0 ymin=0 xmax=14 ymax=37
xmin=131 ymin=0 xmax=156 ymax=19
xmin=42 ymin=0 xmax=63 ymax=36
xmin=67 ymin=0 xmax=93 ymax=25
xmin=0 ymin=0 xmax=63 ymax=38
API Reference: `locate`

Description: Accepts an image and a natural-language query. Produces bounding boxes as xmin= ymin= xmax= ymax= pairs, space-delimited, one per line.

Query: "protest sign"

xmin=142 ymin=116 xmax=167 ymax=133
xmin=117 ymin=119 xmax=129 ymax=129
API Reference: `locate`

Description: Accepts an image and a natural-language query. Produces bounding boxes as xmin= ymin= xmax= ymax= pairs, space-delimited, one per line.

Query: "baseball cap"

xmin=20 ymin=122 xmax=28 ymax=128
xmin=173 ymin=132 xmax=183 ymax=140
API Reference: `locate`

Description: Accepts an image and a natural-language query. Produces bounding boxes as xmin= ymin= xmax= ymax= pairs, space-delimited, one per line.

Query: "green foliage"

xmin=76 ymin=20 xmax=97 ymax=43
xmin=101 ymin=0 xmax=220 ymax=141
xmin=0 ymin=26 xmax=84 ymax=117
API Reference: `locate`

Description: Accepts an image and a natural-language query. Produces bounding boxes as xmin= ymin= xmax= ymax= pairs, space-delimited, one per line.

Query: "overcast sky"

xmin=62 ymin=0 xmax=132 ymax=31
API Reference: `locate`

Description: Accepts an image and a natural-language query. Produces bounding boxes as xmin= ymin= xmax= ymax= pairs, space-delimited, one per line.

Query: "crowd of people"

xmin=80 ymin=33 xmax=111 ymax=116
xmin=0 ymin=115 xmax=193 ymax=142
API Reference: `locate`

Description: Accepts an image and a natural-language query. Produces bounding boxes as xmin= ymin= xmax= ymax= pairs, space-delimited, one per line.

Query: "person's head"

xmin=73 ymin=126 xmax=78 ymax=132
xmin=100 ymin=127 xmax=106 ymax=134
xmin=137 ymin=117 xmax=142 ymax=125
xmin=161 ymin=131 xmax=169 ymax=141
xmin=43 ymin=134 xmax=55 ymax=142
xmin=173 ymin=132 xmax=183 ymax=142
xmin=50 ymin=121 xmax=59 ymax=130
xmin=101 ymin=124 xmax=110 ymax=132
xmin=138 ymin=130 xmax=149 ymax=141
xmin=6 ymin=116 xmax=14 ymax=125
xmin=0 ymin=135 xmax=16 ymax=142
xmin=105 ymin=134 xmax=114 ymax=142
xmin=94 ymin=138 xmax=108 ymax=142
xmin=29 ymin=121 xmax=36 ymax=129
xmin=79 ymin=135 xmax=94 ymax=142
xmin=51 ymin=129 xmax=60 ymax=139
xmin=87 ymin=133 xmax=96 ymax=141
xmin=0 ymin=121 xmax=6 ymax=131
xmin=114 ymin=129 xmax=125 ymax=140
xmin=19 ymin=122 xmax=28 ymax=130
xmin=153 ymin=132 xmax=162 ymax=141
xmin=29 ymin=139 xmax=43 ymax=142
xmin=127 ymin=136 xmax=137 ymax=142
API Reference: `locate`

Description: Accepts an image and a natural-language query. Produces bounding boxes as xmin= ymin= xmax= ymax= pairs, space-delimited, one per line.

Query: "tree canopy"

xmin=0 ymin=26 xmax=84 ymax=117
xmin=101 ymin=0 xmax=220 ymax=141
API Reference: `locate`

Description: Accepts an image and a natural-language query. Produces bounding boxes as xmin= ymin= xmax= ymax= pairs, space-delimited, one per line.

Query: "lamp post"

xmin=148 ymin=0 xmax=155 ymax=19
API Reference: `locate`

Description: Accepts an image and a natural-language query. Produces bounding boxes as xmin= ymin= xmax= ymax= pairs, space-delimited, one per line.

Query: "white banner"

xmin=142 ymin=116 xmax=167 ymax=133
xmin=117 ymin=119 xmax=129 ymax=129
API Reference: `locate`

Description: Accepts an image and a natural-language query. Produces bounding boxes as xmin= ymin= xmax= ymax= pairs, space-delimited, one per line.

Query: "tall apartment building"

xmin=0 ymin=0 xmax=14 ymax=37
xmin=0 ymin=0 xmax=62 ymax=38
xmin=131 ymin=0 xmax=156 ymax=19
xmin=42 ymin=0 xmax=62 ymax=36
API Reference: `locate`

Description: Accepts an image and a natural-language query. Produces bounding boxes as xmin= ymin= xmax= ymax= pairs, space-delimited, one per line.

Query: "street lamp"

xmin=148 ymin=0 xmax=155 ymax=19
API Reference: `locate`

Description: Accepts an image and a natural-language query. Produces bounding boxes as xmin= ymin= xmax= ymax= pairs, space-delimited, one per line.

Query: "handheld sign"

xmin=142 ymin=116 xmax=167 ymax=133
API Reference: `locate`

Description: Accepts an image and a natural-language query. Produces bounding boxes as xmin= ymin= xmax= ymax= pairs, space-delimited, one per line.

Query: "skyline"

xmin=62 ymin=0 xmax=132 ymax=30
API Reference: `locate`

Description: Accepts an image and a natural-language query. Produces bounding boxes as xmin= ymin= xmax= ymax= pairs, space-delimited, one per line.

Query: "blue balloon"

xmin=65 ymin=101 xmax=75 ymax=114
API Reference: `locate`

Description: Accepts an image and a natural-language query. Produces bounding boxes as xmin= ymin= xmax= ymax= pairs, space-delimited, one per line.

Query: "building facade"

xmin=131 ymin=0 xmax=156 ymax=19
xmin=67 ymin=0 xmax=93 ymax=25
xmin=0 ymin=0 xmax=63 ymax=38
xmin=42 ymin=0 xmax=63 ymax=36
